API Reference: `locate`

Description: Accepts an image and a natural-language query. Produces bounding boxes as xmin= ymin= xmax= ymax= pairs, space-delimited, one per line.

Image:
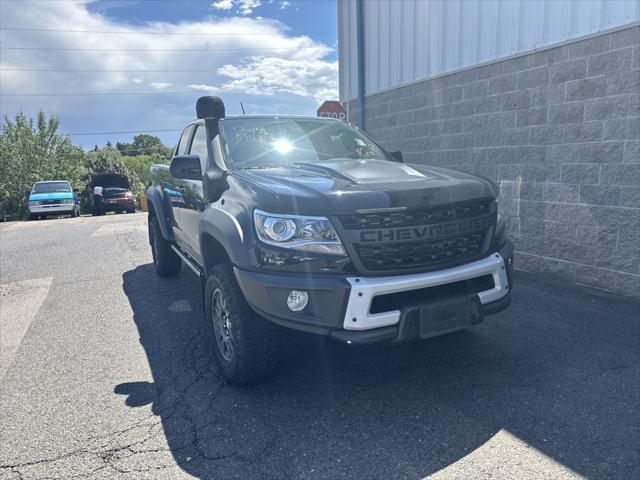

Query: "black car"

xmin=146 ymin=96 xmax=514 ymax=385
xmin=89 ymin=173 xmax=136 ymax=215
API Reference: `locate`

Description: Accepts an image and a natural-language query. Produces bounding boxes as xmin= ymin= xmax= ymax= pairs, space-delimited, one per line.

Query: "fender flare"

xmin=145 ymin=187 xmax=174 ymax=241
xmin=199 ymin=206 xmax=252 ymax=271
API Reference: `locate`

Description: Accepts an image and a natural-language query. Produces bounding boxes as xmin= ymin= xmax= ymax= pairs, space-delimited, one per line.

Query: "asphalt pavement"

xmin=0 ymin=213 xmax=638 ymax=479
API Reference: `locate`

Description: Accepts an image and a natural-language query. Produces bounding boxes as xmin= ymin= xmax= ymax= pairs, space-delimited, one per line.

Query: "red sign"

xmin=317 ymin=101 xmax=347 ymax=121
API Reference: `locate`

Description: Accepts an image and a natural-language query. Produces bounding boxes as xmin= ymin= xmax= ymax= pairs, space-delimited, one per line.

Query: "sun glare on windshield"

xmin=272 ymin=138 xmax=293 ymax=154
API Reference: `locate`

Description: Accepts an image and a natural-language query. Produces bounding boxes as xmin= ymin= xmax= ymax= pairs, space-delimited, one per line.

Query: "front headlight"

xmin=254 ymin=209 xmax=346 ymax=255
xmin=29 ymin=200 xmax=41 ymax=206
xmin=61 ymin=199 xmax=73 ymax=204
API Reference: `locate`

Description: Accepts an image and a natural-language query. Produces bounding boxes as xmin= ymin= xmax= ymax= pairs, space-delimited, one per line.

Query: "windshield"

xmin=219 ymin=118 xmax=390 ymax=169
xmin=32 ymin=182 xmax=72 ymax=193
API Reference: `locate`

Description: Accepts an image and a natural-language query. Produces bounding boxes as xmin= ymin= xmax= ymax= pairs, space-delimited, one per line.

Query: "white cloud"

xmin=188 ymin=84 xmax=221 ymax=92
xmin=216 ymin=56 xmax=337 ymax=103
xmin=0 ymin=0 xmax=337 ymax=148
xmin=211 ymin=0 xmax=234 ymax=11
xmin=212 ymin=0 xmax=262 ymax=16
xmin=280 ymin=1 xmax=291 ymax=10
xmin=237 ymin=0 xmax=262 ymax=15
xmin=150 ymin=82 xmax=172 ymax=89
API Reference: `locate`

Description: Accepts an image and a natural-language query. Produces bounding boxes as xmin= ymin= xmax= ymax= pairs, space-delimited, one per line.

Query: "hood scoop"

xmin=293 ymin=159 xmax=435 ymax=185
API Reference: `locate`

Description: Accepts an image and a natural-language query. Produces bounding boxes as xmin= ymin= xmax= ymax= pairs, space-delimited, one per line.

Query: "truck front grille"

xmin=354 ymin=232 xmax=486 ymax=271
xmin=339 ymin=202 xmax=490 ymax=229
xmin=336 ymin=200 xmax=494 ymax=274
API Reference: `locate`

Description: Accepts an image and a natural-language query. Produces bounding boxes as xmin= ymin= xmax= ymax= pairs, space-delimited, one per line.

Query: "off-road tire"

xmin=149 ymin=213 xmax=181 ymax=277
xmin=205 ymin=263 xmax=280 ymax=385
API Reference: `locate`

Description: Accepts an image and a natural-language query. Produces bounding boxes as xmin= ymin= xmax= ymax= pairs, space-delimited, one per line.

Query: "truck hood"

xmin=232 ymin=159 xmax=498 ymax=214
xmin=90 ymin=173 xmax=130 ymax=190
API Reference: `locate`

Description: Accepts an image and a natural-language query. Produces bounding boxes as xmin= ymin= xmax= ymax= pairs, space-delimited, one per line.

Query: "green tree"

xmin=116 ymin=134 xmax=173 ymax=159
xmin=120 ymin=154 xmax=165 ymax=199
xmin=0 ymin=111 xmax=85 ymax=220
xmin=84 ymin=144 xmax=128 ymax=177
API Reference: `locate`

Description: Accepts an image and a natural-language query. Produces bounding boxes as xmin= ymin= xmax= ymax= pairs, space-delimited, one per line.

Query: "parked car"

xmin=27 ymin=180 xmax=80 ymax=220
xmin=146 ymin=96 xmax=514 ymax=385
xmin=89 ymin=173 xmax=135 ymax=215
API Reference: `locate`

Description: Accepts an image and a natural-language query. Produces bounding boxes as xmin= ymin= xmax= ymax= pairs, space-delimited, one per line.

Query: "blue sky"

xmin=0 ymin=0 xmax=338 ymax=149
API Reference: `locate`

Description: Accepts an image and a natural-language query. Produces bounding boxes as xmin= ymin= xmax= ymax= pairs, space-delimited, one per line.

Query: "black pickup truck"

xmin=146 ymin=96 xmax=513 ymax=384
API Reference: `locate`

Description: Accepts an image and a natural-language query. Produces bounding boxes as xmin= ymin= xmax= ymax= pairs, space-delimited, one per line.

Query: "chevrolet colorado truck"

xmin=146 ymin=96 xmax=514 ymax=384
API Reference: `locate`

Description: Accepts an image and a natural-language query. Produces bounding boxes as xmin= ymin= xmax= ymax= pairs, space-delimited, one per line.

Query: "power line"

xmin=0 ymin=26 xmax=336 ymax=36
xmin=0 ymin=0 xmax=335 ymax=2
xmin=1 ymin=91 xmax=213 ymax=97
xmin=64 ymin=129 xmax=182 ymax=136
xmin=1 ymin=68 xmax=218 ymax=72
xmin=0 ymin=45 xmax=329 ymax=52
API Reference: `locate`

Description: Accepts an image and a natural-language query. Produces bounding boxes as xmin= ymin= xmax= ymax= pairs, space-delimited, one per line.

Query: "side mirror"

xmin=170 ymin=155 xmax=202 ymax=180
xmin=389 ymin=151 xmax=403 ymax=162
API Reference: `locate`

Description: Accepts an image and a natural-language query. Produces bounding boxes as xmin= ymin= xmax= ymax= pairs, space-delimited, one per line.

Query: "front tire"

xmin=205 ymin=264 xmax=280 ymax=385
xmin=149 ymin=213 xmax=181 ymax=277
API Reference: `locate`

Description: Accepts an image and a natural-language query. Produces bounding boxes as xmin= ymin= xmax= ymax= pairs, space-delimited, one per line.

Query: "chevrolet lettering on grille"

xmin=356 ymin=217 xmax=489 ymax=244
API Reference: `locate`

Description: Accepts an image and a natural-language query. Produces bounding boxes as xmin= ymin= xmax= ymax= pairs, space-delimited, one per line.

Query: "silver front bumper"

xmin=30 ymin=204 xmax=74 ymax=214
xmin=343 ymin=253 xmax=509 ymax=331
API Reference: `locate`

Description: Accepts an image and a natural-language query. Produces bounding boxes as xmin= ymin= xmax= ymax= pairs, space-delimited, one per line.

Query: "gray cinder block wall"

xmin=347 ymin=24 xmax=639 ymax=297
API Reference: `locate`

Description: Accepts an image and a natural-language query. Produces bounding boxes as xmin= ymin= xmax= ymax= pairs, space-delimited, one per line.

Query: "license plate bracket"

xmin=418 ymin=295 xmax=482 ymax=339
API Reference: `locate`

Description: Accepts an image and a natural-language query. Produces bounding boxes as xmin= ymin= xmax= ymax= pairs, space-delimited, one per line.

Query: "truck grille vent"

xmin=339 ymin=202 xmax=490 ymax=229
xmin=354 ymin=233 xmax=486 ymax=271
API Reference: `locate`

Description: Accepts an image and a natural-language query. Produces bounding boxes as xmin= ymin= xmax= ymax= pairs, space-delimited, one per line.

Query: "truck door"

xmin=179 ymin=123 xmax=208 ymax=263
xmin=164 ymin=124 xmax=195 ymax=249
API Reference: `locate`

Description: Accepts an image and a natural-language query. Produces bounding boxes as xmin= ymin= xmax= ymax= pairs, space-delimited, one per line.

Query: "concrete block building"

xmin=338 ymin=0 xmax=640 ymax=296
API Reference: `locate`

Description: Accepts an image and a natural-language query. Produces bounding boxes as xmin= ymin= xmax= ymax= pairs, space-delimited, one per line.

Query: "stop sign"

xmin=317 ymin=101 xmax=347 ymax=121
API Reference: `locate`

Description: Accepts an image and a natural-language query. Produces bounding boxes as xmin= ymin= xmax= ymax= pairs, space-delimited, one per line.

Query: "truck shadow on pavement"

xmin=120 ymin=264 xmax=639 ymax=479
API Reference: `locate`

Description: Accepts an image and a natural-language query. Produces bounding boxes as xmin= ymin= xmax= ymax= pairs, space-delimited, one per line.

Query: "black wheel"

xmin=29 ymin=213 xmax=39 ymax=221
xmin=205 ymin=263 xmax=280 ymax=385
xmin=149 ymin=213 xmax=181 ymax=277
xmin=127 ymin=208 xmax=135 ymax=214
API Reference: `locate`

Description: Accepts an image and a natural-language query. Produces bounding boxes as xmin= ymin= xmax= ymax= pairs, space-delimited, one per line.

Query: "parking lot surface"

xmin=0 ymin=213 xmax=638 ymax=479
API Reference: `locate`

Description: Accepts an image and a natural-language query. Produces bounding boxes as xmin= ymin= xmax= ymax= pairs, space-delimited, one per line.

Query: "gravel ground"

xmin=0 ymin=213 xmax=638 ymax=479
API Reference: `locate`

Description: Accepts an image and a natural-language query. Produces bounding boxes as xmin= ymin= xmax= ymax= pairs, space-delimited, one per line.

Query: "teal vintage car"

xmin=27 ymin=181 xmax=80 ymax=220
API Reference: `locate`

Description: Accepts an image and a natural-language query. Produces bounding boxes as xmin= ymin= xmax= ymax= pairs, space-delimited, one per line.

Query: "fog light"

xmin=287 ymin=290 xmax=308 ymax=311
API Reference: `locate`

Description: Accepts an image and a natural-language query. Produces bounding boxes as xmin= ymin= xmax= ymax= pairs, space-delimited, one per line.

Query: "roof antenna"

xmin=240 ymin=102 xmax=246 ymax=115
